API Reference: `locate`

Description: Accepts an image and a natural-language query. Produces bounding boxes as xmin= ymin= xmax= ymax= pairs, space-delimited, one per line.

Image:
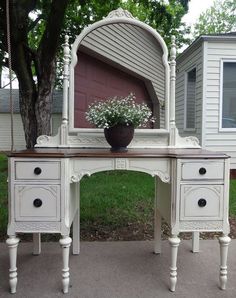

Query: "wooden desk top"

xmin=4 ymin=148 xmax=229 ymax=159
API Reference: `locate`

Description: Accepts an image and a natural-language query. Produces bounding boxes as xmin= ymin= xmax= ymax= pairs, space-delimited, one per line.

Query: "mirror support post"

xmin=169 ymin=35 xmax=177 ymax=146
xmin=61 ymin=35 xmax=70 ymax=145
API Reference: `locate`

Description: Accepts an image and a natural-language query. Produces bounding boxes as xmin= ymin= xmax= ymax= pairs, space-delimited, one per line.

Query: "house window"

xmin=185 ymin=68 xmax=196 ymax=130
xmin=221 ymin=62 xmax=236 ymax=129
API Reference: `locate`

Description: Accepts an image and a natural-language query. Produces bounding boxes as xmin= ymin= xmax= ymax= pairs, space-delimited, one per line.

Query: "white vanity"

xmin=5 ymin=8 xmax=231 ymax=295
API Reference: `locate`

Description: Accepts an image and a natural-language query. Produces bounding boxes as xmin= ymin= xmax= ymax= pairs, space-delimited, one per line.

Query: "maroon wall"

xmin=74 ymin=52 xmax=153 ymax=128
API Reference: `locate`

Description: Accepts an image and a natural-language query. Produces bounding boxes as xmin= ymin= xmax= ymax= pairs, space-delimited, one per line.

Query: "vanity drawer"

xmin=180 ymin=184 xmax=223 ymax=220
xmin=14 ymin=185 xmax=60 ymax=221
xmin=181 ymin=161 xmax=224 ymax=180
xmin=15 ymin=161 xmax=60 ymax=180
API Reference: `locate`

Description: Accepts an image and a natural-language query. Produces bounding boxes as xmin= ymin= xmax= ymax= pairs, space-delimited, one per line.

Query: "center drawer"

xmin=181 ymin=161 xmax=224 ymax=180
xmin=15 ymin=161 xmax=60 ymax=180
xmin=180 ymin=184 xmax=223 ymax=220
xmin=14 ymin=185 xmax=60 ymax=221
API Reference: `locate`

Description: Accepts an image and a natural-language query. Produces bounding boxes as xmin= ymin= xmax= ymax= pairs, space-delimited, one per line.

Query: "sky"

xmin=183 ymin=0 xmax=215 ymax=26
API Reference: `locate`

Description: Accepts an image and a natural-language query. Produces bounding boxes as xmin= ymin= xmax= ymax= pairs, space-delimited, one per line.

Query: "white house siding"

xmin=0 ymin=114 xmax=61 ymax=151
xmin=176 ymin=44 xmax=203 ymax=142
xmin=204 ymin=41 xmax=236 ymax=168
xmin=80 ymin=23 xmax=166 ymax=128
xmin=0 ymin=114 xmax=26 ymax=150
xmin=52 ymin=114 xmax=62 ymax=135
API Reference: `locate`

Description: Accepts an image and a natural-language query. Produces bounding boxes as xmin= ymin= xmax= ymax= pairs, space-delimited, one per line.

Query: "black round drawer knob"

xmin=199 ymin=167 xmax=207 ymax=175
xmin=198 ymin=198 xmax=207 ymax=207
xmin=33 ymin=198 xmax=42 ymax=208
xmin=34 ymin=167 xmax=42 ymax=175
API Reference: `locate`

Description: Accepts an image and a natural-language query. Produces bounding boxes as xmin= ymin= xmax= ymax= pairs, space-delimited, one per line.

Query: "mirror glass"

xmin=73 ymin=23 xmax=166 ymax=130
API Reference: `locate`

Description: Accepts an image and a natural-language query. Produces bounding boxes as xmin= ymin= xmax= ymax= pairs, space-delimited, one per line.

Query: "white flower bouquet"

xmin=85 ymin=93 xmax=154 ymax=129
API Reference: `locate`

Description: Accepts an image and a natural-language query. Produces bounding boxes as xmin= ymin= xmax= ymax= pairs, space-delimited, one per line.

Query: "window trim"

xmin=219 ymin=59 xmax=236 ymax=132
xmin=184 ymin=66 xmax=197 ymax=132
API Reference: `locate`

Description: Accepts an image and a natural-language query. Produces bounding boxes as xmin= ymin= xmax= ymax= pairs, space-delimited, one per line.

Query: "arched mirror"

xmin=66 ymin=9 xmax=172 ymax=148
xmin=73 ymin=23 xmax=166 ymax=130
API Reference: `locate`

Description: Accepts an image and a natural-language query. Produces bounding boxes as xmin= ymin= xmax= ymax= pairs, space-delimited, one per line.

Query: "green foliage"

xmin=122 ymin=0 xmax=190 ymax=49
xmin=230 ymin=179 xmax=236 ymax=216
xmin=193 ymin=0 xmax=236 ymax=38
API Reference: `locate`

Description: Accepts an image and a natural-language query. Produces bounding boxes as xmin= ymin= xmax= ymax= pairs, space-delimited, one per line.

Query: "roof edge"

xmin=177 ymin=34 xmax=236 ymax=62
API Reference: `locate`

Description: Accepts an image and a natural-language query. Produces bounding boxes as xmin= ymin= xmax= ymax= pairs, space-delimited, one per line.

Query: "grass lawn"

xmin=1 ymin=153 xmax=236 ymax=240
xmin=81 ymin=171 xmax=154 ymax=225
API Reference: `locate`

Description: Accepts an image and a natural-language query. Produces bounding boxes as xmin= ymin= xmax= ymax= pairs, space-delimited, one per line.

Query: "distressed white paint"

xmin=191 ymin=232 xmax=200 ymax=253
xmin=6 ymin=236 xmax=20 ymax=294
xmin=169 ymin=235 xmax=181 ymax=292
xmin=219 ymin=235 xmax=231 ymax=290
xmin=59 ymin=236 xmax=72 ymax=294
xmin=7 ymin=153 xmax=231 ymax=293
xmin=33 ymin=233 xmax=41 ymax=255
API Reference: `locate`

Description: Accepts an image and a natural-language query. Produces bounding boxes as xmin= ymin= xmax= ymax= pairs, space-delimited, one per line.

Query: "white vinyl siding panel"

xmin=52 ymin=114 xmax=62 ymax=135
xmin=0 ymin=114 xmax=26 ymax=150
xmin=0 ymin=114 xmax=61 ymax=150
xmin=81 ymin=23 xmax=165 ymax=128
xmin=176 ymin=44 xmax=203 ymax=142
xmin=205 ymin=41 xmax=236 ymax=167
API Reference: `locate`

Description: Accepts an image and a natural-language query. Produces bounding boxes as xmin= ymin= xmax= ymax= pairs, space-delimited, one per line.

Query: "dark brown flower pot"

xmin=104 ymin=124 xmax=134 ymax=152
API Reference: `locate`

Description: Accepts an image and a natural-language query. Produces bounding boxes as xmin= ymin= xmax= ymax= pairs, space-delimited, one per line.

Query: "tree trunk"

xmin=6 ymin=0 xmax=69 ymax=149
xmin=19 ymin=87 xmax=38 ymax=149
xmin=35 ymin=60 xmax=56 ymax=137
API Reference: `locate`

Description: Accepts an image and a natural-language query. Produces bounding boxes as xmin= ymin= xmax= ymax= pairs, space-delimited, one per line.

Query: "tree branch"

xmin=38 ymin=0 xmax=69 ymax=66
xmin=10 ymin=1 xmax=36 ymax=90
xmin=28 ymin=14 xmax=43 ymax=32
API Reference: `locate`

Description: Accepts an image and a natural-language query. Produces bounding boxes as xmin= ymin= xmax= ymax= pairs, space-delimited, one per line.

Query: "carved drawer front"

xmin=181 ymin=161 xmax=224 ymax=180
xmin=180 ymin=185 xmax=223 ymax=220
xmin=14 ymin=185 xmax=60 ymax=221
xmin=15 ymin=161 xmax=60 ymax=180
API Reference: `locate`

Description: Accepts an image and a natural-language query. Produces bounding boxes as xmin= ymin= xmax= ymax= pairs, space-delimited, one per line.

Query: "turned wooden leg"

xmin=169 ymin=235 xmax=180 ymax=292
xmin=192 ymin=232 xmax=200 ymax=253
xmin=73 ymin=208 xmax=80 ymax=255
xmin=154 ymin=208 xmax=162 ymax=254
xmin=6 ymin=236 xmax=20 ymax=294
xmin=59 ymin=236 xmax=72 ymax=294
xmin=219 ymin=234 xmax=231 ymax=290
xmin=33 ymin=233 xmax=41 ymax=255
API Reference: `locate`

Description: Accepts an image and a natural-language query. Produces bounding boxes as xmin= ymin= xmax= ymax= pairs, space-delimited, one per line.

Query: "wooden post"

xmin=6 ymin=236 xmax=20 ymax=294
xmin=219 ymin=234 xmax=231 ymax=290
xmin=62 ymin=35 xmax=70 ymax=125
xmin=33 ymin=233 xmax=41 ymax=255
xmin=169 ymin=35 xmax=177 ymax=146
xmin=59 ymin=235 xmax=72 ymax=293
xmin=192 ymin=232 xmax=200 ymax=253
xmin=60 ymin=35 xmax=70 ymax=146
xmin=169 ymin=235 xmax=180 ymax=292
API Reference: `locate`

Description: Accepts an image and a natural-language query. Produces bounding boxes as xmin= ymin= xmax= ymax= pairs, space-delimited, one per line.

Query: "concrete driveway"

xmin=0 ymin=240 xmax=236 ymax=298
